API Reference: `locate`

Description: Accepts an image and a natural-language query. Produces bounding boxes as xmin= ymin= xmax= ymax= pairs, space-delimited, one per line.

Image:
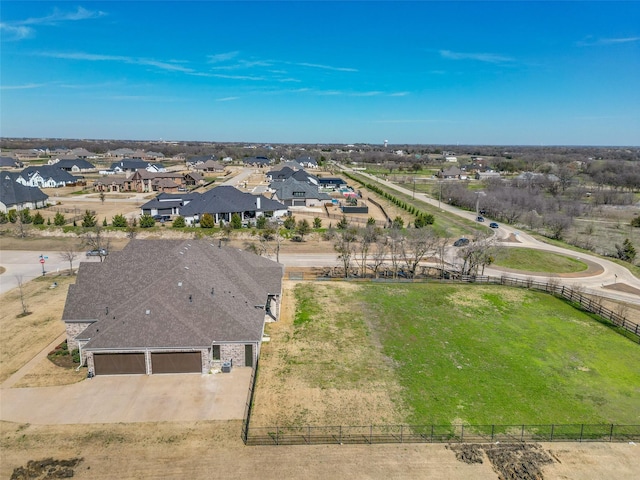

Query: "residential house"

xmin=317 ymin=177 xmax=347 ymax=189
xmin=475 ymin=171 xmax=502 ymax=181
xmin=62 ymin=239 xmax=283 ymax=376
xmin=270 ymin=177 xmax=332 ymax=208
xmin=16 ymin=165 xmax=79 ymax=188
xmin=50 ymin=158 xmax=96 ymax=172
xmin=110 ymin=159 xmax=166 ymax=173
xmin=140 ymin=192 xmax=199 ymax=217
xmin=192 ymin=159 xmax=225 ymax=173
xmin=438 ymin=166 xmax=466 ymax=180
xmin=126 ymin=169 xmax=184 ymax=192
xmin=0 ymin=156 xmax=21 ymax=169
xmin=184 ymin=171 xmax=205 ymax=187
xmin=0 ymin=173 xmax=49 ymax=213
xmin=296 ymin=156 xmax=318 ymax=169
xmin=179 ymin=186 xmax=288 ymax=225
xmin=93 ymin=176 xmax=128 ymax=193
xmin=242 ymin=156 xmax=271 ymax=167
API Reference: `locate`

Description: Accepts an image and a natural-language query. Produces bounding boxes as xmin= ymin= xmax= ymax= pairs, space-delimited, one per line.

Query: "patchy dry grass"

xmin=0 ymin=275 xmax=72 ymax=383
xmin=251 ymin=281 xmax=405 ymax=427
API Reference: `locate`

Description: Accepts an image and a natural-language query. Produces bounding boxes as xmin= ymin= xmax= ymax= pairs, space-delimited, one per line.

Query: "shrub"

xmin=200 ymin=213 xmax=215 ymax=228
xmin=172 ymin=216 xmax=186 ymax=228
xmin=53 ymin=212 xmax=66 ymax=226
xmin=81 ymin=210 xmax=96 ymax=228
xmin=139 ymin=214 xmax=156 ymax=228
xmin=313 ymin=217 xmax=322 ymax=228
xmin=256 ymin=215 xmax=267 ymax=229
xmin=283 ymin=216 xmax=296 ymax=230
xmin=112 ymin=214 xmax=128 ymax=228
xmin=32 ymin=212 xmax=45 ymax=225
xmin=19 ymin=208 xmax=32 ymax=224
xmin=230 ymin=213 xmax=242 ymax=229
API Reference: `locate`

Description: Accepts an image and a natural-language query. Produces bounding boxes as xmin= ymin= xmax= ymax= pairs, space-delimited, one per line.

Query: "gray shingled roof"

xmin=180 ymin=185 xmax=286 ymax=216
xmin=0 ymin=173 xmax=49 ymax=207
xmin=19 ymin=165 xmax=78 ymax=184
xmin=270 ymin=177 xmax=331 ymax=201
xmin=64 ymin=240 xmax=283 ymax=350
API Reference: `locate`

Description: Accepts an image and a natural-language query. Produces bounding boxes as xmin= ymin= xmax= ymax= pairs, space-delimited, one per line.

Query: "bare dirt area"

xmin=2 ymin=421 xmax=639 ymax=480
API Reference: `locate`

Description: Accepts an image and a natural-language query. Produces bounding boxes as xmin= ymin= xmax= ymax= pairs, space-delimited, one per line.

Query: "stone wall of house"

xmin=65 ymin=322 xmax=93 ymax=351
xmin=219 ymin=342 xmax=258 ymax=367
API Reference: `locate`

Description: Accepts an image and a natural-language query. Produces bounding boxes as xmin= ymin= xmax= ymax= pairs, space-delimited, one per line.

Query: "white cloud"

xmin=576 ymin=36 xmax=640 ymax=47
xmin=1 ymin=7 xmax=106 ymax=41
xmin=439 ymin=50 xmax=514 ymax=64
xmin=0 ymin=82 xmax=48 ymax=90
xmin=217 ymin=96 xmax=240 ymax=102
xmin=296 ymin=62 xmax=358 ymax=72
xmin=207 ymin=51 xmax=240 ymax=63
xmin=40 ymin=51 xmax=194 ymax=73
xmin=0 ymin=23 xmax=33 ymax=41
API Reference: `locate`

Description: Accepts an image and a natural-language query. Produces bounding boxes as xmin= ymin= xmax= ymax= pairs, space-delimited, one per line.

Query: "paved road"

xmin=0 ymin=249 xmax=100 ymax=295
xmin=349 ymin=169 xmax=640 ymax=304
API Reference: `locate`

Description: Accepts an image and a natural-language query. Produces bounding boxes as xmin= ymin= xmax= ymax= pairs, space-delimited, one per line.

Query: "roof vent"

xmin=211 ymin=288 xmax=215 ymax=297
xmin=145 ymin=309 xmax=151 ymax=315
xmin=185 ymin=266 xmax=189 ymax=270
xmin=189 ymin=294 xmax=193 ymax=303
xmin=178 ymin=281 xmax=183 ymax=287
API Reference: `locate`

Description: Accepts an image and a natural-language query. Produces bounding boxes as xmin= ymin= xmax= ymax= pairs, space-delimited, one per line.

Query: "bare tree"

xmin=369 ymin=239 xmax=387 ymax=278
xmin=386 ymin=229 xmax=404 ymax=278
xmin=59 ymin=248 xmax=79 ymax=275
xmin=401 ymin=228 xmax=438 ymax=278
xmin=15 ymin=275 xmax=30 ymax=317
xmin=334 ymin=227 xmax=358 ymax=278
xmin=83 ymin=226 xmax=111 ymax=262
xmin=356 ymin=225 xmax=379 ymax=277
xmin=456 ymin=232 xmax=499 ymax=276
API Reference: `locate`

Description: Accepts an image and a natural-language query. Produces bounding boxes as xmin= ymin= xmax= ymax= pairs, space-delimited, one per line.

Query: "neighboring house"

xmin=192 ymin=159 xmax=225 ymax=172
xmin=270 ymin=177 xmax=332 ymax=207
xmin=16 ymin=165 xmax=78 ymax=188
xmin=51 ymin=158 xmax=96 ymax=172
xmin=184 ymin=171 xmax=205 ymax=187
xmin=110 ymin=159 xmax=166 ymax=173
xmin=62 ymin=239 xmax=284 ymax=376
xmin=242 ymin=156 xmax=271 ymax=167
xmin=317 ymin=177 xmax=347 ymax=189
xmin=107 ymin=148 xmax=136 ymax=158
xmin=68 ymin=148 xmax=97 ymax=159
xmin=0 ymin=173 xmax=49 ymax=212
xmin=180 ymin=186 xmax=288 ymax=225
xmin=140 ymin=192 xmax=199 ymax=217
xmin=438 ymin=166 xmax=464 ymax=180
xmin=296 ymin=155 xmax=318 ymax=169
xmin=93 ymin=176 xmax=128 ymax=193
xmin=266 ymin=166 xmax=296 ymax=182
xmin=126 ymin=169 xmax=184 ymax=192
xmin=0 ymin=156 xmax=21 ymax=169
xmin=281 ymin=160 xmax=304 ymax=171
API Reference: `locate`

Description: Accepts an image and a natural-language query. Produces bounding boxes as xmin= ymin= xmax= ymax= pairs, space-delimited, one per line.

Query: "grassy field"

xmin=492 ymin=247 xmax=589 ymax=273
xmin=254 ymin=282 xmax=640 ymax=428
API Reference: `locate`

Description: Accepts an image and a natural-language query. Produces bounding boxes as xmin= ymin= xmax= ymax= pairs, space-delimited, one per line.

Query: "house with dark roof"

xmin=296 ymin=155 xmax=318 ymax=169
xmin=242 ymin=156 xmax=271 ymax=167
xmin=266 ymin=166 xmax=296 ymax=182
xmin=16 ymin=165 xmax=79 ymax=188
xmin=139 ymin=192 xmax=199 ymax=217
xmin=1 ymin=173 xmax=49 ymax=212
xmin=180 ymin=186 xmax=288 ymax=225
xmin=193 ymin=159 xmax=225 ymax=173
xmin=63 ymin=239 xmax=283 ymax=375
xmin=51 ymin=158 xmax=96 ymax=172
xmin=0 ymin=156 xmax=21 ymax=169
xmin=127 ymin=169 xmax=185 ymax=192
xmin=110 ymin=159 xmax=166 ymax=173
xmin=93 ymin=176 xmax=128 ymax=193
xmin=270 ymin=177 xmax=332 ymax=207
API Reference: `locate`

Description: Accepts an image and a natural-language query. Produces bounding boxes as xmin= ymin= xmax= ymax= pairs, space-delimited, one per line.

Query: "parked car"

xmin=453 ymin=238 xmax=470 ymax=247
xmin=476 ymin=216 xmax=485 ymax=222
xmin=86 ymin=249 xmax=108 ymax=257
xmin=489 ymin=222 xmax=499 ymax=228
xmin=152 ymin=214 xmax=171 ymax=223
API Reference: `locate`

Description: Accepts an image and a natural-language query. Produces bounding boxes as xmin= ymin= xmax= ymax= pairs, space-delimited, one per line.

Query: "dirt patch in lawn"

xmin=250 ymin=281 xmax=406 ymax=427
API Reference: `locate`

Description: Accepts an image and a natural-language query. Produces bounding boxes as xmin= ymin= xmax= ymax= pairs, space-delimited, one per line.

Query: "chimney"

xmin=256 ymin=196 xmax=261 ymax=210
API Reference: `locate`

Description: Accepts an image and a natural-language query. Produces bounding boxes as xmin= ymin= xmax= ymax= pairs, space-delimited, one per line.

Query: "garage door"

xmin=151 ymin=352 xmax=201 ymax=374
xmin=94 ymin=353 xmax=146 ymax=375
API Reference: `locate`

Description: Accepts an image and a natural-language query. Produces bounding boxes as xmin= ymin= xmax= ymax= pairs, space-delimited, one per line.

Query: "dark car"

xmin=86 ymin=249 xmax=108 ymax=257
xmin=489 ymin=222 xmax=499 ymax=228
xmin=476 ymin=216 xmax=485 ymax=222
xmin=453 ymin=238 xmax=470 ymax=247
xmin=152 ymin=214 xmax=171 ymax=223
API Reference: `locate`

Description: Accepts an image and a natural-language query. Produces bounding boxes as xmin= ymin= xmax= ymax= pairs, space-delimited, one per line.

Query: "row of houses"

xmin=94 ymin=170 xmax=205 ymax=194
xmin=0 ymin=173 xmax=49 ymax=213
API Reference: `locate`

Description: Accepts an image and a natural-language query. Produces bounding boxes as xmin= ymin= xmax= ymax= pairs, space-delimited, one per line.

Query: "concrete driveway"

xmin=0 ymin=369 xmax=251 ymax=424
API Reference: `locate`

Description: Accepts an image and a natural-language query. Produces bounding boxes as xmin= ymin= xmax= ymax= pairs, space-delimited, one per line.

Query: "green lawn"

xmin=346 ymin=283 xmax=640 ymax=426
xmin=284 ymin=283 xmax=640 ymax=425
xmin=493 ymin=248 xmax=589 ymax=273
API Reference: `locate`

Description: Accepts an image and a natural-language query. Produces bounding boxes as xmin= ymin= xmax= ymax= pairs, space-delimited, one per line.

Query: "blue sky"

xmin=1 ymin=1 xmax=639 ymax=146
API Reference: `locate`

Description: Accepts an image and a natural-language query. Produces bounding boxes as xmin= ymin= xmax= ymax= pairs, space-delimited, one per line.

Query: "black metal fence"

xmin=244 ymin=423 xmax=640 ymax=446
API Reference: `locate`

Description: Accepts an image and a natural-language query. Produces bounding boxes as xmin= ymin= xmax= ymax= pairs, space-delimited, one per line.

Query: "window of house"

xmin=212 ymin=345 xmax=221 ymax=360
xmin=293 ymin=191 xmax=305 ymax=197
